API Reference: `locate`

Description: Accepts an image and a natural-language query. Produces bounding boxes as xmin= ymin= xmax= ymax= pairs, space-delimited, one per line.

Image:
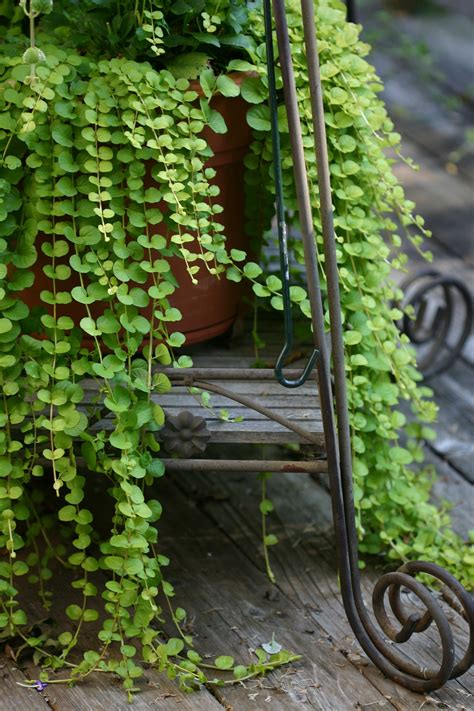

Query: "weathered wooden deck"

xmin=1 ymin=2 xmax=473 ymax=708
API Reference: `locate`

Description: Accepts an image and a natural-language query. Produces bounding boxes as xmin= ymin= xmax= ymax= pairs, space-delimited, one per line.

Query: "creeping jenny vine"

xmin=0 ymin=0 xmax=472 ymax=698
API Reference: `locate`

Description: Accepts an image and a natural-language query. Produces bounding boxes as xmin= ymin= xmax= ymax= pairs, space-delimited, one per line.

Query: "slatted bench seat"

xmin=155 ymin=318 xmax=326 ymax=472
xmin=156 ymin=366 xmax=327 ymax=474
xmin=158 ymin=373 xmax=324 ymax=446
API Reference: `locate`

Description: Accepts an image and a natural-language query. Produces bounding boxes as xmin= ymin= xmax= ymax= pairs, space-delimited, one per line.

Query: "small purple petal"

xmin=34 ymin=681 xmax=48 ymax=691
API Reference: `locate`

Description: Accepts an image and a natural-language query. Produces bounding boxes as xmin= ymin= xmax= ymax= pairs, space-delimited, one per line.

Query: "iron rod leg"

xmin=346 ymin=0 xmax=357 ymax=23
xmin=271 ymin=0 xmax=474 ymax=691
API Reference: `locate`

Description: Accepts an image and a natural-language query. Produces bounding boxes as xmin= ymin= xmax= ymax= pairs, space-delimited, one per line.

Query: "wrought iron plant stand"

xmin=161 ymin=0 xmax=474 ymax=693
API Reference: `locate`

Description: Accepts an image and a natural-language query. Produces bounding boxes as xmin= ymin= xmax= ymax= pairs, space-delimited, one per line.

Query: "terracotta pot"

xmin=165 ymin=86 xmax=252 ymax=344
xmin=20 ymin=79 xmax=252 ymax=346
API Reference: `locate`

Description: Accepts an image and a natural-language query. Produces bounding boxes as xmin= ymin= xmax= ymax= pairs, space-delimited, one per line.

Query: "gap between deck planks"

xmin=429 ymin=448 xmax=474 ymax=539
xmin=0 ymin=547 xmax=225 ymax=710
xmin=3 ymin=461 xmax=470 ymax=710
xmin=360 ymin=0 xmax=474 ymax=182
xmin=392 ymin=138 xmax=473 ymax=262
xmin=0 ymin=474 xmax=408 ymax=711
xmin=3 ymin=5 xmax=473 ymax=708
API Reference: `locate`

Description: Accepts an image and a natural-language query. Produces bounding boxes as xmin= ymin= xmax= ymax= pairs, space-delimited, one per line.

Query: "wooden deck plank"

xmin=388 ymin=11 xmax=474 ymax=101
xmin=392 ymin=140 xmax=474 ymax=261
xmin=371 ymin=41 xmax=474 ymax=142
xmin=261 ymin=472 xmax=474 ymax=700
xmin=360 ymin=1 xmax=474 ymax=181
xmin=159 ymin=404 xmax=322 ymax=421
xmin=0 ymin=523 xmax=224 ymax=709
xmin=0 ymin=658 xmax=50 ymax=710
xmin=18 ymin=666 xmax=222 ymax=711
xmin=427 ymin=360 xmax=474 ymax=483
xmin=391 ymin=255 xmax=474 ymax=369
xmin=160 ymin=406 xmax=322 ymax=425
xmin=5 ymin=6 xmax=473 ymax=708
xmin=164 ymin=421 xmax=324 ymax=445
xmin=81 ymin=378 xmax=320 ymax=396
xmin=428 ymin=448 xmax=474 ymax=539
xmin=163 ymin=405 xmax=320 ymax=420
xmin=436 ymin=0 xmax=473 ymax=17
xmin=80 ymin=369 xmax=325 ymax=445
xmin=90 ymin=417 xmax=324 ymax=445
xmin=359 ymin=2 xmax=474 ymax=263
xmin=178 ymin=469 xmax=473 ymax=708
xmin=157 ymin=476 xmax=402 ymax=710
xmin=3 ymin=562 xmax=224 ymax=709
xmin=158 ymin=395 xmax=320 ymax=409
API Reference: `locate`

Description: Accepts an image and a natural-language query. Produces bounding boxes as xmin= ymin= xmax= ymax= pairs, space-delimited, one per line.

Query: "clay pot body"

xmin=165 ymin=89 xmax=252 ymax=344
xmin=21 ymin=86 xmax=252 ymax=346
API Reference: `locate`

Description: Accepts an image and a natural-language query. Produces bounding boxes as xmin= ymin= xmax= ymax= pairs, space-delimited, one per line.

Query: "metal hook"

xmin=263 ymin=0 xmax=319 ymax=389
xmin=345 ymin=0 xmax=357 ymax=23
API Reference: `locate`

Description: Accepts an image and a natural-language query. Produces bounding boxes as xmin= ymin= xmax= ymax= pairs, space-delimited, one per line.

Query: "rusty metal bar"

xmin=264 ymin=0 xmax=319 ymax=389
xmin=192 ymin=380 xmax=321 ymax=444
xmin=345 ymin=0 xmax=357 ymax=23
xmin=266 ymin=0 xmax=474 ymax=694
xmin=271 ymin=1 xmax=330 ymax=381
xmin=161 ymin=459 xmax=327 ymax=474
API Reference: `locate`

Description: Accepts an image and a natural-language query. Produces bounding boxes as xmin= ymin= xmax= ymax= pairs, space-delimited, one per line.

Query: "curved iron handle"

xmin=264 ymin=0 xmax=319 ymax=389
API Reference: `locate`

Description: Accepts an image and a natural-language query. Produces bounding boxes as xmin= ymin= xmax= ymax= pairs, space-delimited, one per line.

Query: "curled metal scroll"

xmin=372 ymin=562 xmax=474 ymax=686
xmin=271 ymin=0 xmax=474 ymax=693
xmin=398 ymin=269 xmax=472 ymax=379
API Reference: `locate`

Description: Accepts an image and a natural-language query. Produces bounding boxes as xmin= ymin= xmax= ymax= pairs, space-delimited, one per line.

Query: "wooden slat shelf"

xmin=79 ymin=317 xmax=326 ymax=448
xmin=85 ymin=381 xmax=324 ymax=444
xmin=160 ymin=381 xmax=324 ymax=445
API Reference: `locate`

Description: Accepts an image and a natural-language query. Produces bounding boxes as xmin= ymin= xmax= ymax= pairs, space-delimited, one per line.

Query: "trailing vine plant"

xmin=0 ymin=0 xmax=471 ymax=698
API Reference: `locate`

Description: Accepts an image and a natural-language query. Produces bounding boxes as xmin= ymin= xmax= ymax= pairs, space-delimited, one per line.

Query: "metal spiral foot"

xmin=365 ymin=561 xmax=474 ymax=690
xmin=398 ymin=269 xmax=472 ymax=379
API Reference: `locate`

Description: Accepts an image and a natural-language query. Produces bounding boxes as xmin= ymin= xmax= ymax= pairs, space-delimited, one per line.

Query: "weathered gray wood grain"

xmin=5 ymin=539 xmax=223 ymax=709
xmin=427 ymin=360 xmax=474 ymax=482
xmin=178 ymin=469 xmax=473 ymax=709
xmin=360 ymin=1 xmax=474 ymax=182
xmin=157 ymin=476 xmax=401 ymax=710
xmin=0 ymin=658 xmax=50 ymax=711
xmin=21 ymin=667 xmax=222 ymax=711
xmin=89 ymin=417 xmax=324 ymax=445
xmin=392 ymin=141 xmax=474 ymax=261
xmin=428 ymin=449 xmax=473 ymax=539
